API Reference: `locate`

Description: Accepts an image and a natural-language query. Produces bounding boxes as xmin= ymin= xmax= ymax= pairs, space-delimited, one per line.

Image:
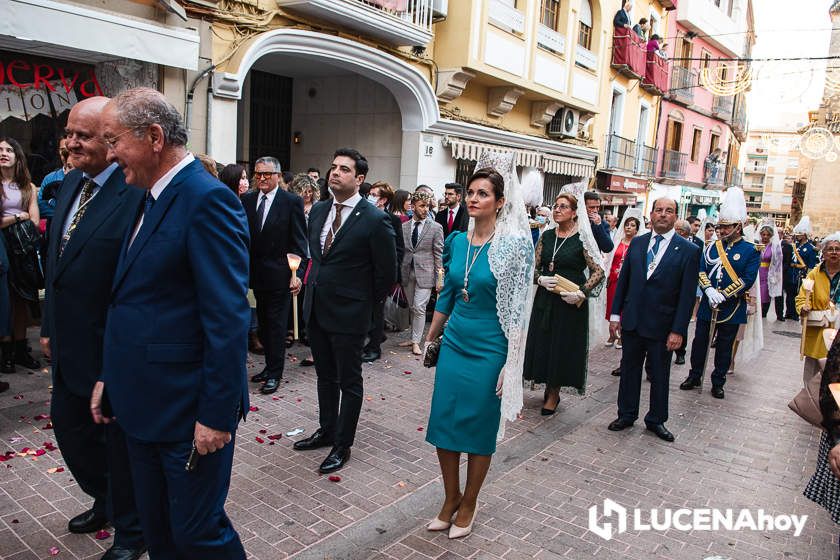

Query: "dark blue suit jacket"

xmin=613 ymin=9 xmax=631 ymax=28
xmin=41 ymin=167 xmax=144 ymax=397
xmin=102 ymin=159 xmax=251 ymax=442
xmin=611 ymin=232 xmax=700 ymax=339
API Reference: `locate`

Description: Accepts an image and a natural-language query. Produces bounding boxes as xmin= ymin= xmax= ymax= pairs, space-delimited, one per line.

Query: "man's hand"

xmin=90 ymin=381 xmax=112 ymax=424
xmin=538 ymin=276 xmax=558 ymax=290
xmin=610 ymin=321 xmax=621 ymax=340
xmin=194 ymin=421 xmax=231 ymax=455
xmin=40 ymin=337 xmax=50 ymax=361
xmin=704 ymin=287 xmax=726 ymax=307
xmin=666 ymin=332 xmax=683 ymax=351
xmin=829 ymin=443 xmax=840 ymax=479
xmin=588 ymin=210 xmax=602 ymax=225
xmin=290 ymin=275 xmax=302 ymax=296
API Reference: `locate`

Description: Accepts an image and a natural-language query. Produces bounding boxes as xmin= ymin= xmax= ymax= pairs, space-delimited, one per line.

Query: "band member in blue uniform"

xmin=793 ymin=215 xmax=819 ymax=278
xmin=679 ymin=188 xmax=761 ymax=399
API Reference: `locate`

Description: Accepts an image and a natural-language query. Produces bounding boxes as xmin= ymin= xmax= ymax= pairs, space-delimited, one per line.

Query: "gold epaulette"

xmin=699 ymin=272 xmax=712 ymax=289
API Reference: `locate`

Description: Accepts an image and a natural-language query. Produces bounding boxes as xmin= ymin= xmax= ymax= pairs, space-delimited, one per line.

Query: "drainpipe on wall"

xmin=205 ymin=71 xmax=214 ymax=155
xmin=184 ymin=63 xmax=215 ymax=152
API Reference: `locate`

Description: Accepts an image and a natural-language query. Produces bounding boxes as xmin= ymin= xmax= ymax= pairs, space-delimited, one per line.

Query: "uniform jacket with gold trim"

xmin=697 ymin=237 xmax=761 ymax=324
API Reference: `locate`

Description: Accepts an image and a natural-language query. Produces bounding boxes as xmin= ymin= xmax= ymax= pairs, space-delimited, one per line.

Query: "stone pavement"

xmin=0 ymin=316 xmax=835 ymax=560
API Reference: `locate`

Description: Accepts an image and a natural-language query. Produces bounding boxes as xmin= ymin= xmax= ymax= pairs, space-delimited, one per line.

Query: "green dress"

xmin=523 ymin=230 xmax=604 ymax=394
xmin=426 ymin=232 xmax=507 ymax=456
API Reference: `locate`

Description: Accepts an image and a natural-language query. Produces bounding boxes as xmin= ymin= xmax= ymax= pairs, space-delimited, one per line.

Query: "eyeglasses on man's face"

xmin=102 ymin=127 xmax=143 ymax=150
xmin=253 ymin=171 xmax=279 ymax=179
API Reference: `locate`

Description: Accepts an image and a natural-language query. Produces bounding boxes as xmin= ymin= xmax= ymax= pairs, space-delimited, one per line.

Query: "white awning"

xmin=0 ymin=0 xmax=200 ymax=70
xmin=444 ymin=136 xmax=593 ymax=175
xmin=543 ymin=154 xmax=595 ymax=177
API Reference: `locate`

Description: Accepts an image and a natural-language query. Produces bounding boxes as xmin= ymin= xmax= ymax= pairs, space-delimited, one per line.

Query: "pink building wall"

xmin=655 ymin=18 xmax=733 ymax=185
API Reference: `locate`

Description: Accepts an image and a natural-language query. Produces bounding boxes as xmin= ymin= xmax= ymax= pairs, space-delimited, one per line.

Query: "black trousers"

xmin=364 ymin=300 xmax=386 ymax=354
xmin=784 ymin=284 xmax=800 ymax=320
xmin=308 ymin=313 xmax=365 ymax=447
xmin=616 ymin=330 xmax=672 ymax=425
xmin=688 ymin=319 xmax=739 ymax=388
xmin=255 ymin=289 xmax=291 ymax=380
xmin=51 ymin=376 xmax=143 ymax=547
xmin=762 ymin=296 xmax=785 ymax=320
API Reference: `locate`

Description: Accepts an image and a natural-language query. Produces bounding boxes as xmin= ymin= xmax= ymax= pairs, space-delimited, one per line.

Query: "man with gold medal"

xmin=679 ymin=187 xmax=761 ymax=399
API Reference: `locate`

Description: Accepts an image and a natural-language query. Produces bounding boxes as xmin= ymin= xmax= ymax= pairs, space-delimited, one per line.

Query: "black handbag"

xmin=423 ymin=335 xmax=442 ymax=368
xmin=4 ymin=219 xmax=40 ymax=256
xmin=3 ymin=220 xmax=43 ymax=304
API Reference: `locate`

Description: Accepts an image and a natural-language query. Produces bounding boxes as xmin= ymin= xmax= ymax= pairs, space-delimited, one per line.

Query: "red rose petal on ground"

xmin=258 ymin=429 xmax=267 ymax=434
xmin=271 ymin=396 xmax=279 ymax=401
xmin=403 ymin=371 xmax=412 ymax=375
xmin=94 ymin=529 xmax=111 ymax=540
xmin=33 ymin=414 xmax=50 ymax=420
xmin=20 ymin=447 xmax=30 ymax=454
xmin=255 ymin=437 xmax=264 ymax=444
xmin=44 ymin=442 xmax=57 ymax=451
xmin=269 ymin=441 xmax=275 ymax=445
xmin=328 ymin=475 xmax=341 ymax=482
xmin=43 ymin=422 xmax=53 ymax=430
xmin=267 ymin=434 xmax=281 ymax=440
xmin=47 ymin=467 xmax=65 ymax=474
xmin=249 ymin=406 xmax=259 ymax=412
xmin=296 ymin=398 xmax=302 ymax=402
xmin=417 ymin=427 xmax=424 ymax=431
xmin=48 ymin=546 xmax=60 ymax=556
xmin=34 ymin=449 xmax=46 ymax=456
xmin=11 ymin=519 xmax=18 ymax=523
xmin=13 ymin=394 xmax=23 ymax=400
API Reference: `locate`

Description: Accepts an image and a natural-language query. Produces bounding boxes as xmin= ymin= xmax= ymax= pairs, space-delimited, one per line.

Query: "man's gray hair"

xmin=111 ymin=87 xmax=188 ymax=147
xmin=675 ymin=219 xmax=691 ymax=234
xmin=254 ymin=156 xmax=282 ymax=173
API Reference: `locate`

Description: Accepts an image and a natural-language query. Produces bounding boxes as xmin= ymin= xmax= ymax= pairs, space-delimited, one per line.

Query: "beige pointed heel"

xmin=426 ymin=517 xmax=451 ymax=531
xmin=448 ymin=506 xmax=477 ymax=539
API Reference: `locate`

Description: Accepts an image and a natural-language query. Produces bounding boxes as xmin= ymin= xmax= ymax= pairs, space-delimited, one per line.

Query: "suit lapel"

xmin=112 ymin=163 xmax=194 ymax=293
xmin=261 ymin=190 xmax=284 ymax=233
xmin=54 ymin=172 xmax=126 ymax=281
xmin=324 ymin=199 xmax=368 ymax=255
xmin=649 ymin=234 xmax=682 ymax=281
xmin=309 ymin=201 xmax=329 ymax=261
xmin=416 ymin=216 xmax=433 ymax=246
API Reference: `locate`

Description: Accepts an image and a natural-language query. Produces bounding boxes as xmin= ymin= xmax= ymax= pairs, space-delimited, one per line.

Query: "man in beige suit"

xmin=399 ymin=191 xmax=444 ymax=355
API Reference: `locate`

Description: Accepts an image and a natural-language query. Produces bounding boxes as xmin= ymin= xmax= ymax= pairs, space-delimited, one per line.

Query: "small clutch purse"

xmin=549 ymin=274 xmax=580 ymax=294
xmin=423 ymin=335 xmax=442 ymax=368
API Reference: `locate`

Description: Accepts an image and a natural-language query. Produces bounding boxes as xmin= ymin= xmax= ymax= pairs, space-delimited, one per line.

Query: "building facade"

xmin=740 ymin=129 xmax=798 ymax=224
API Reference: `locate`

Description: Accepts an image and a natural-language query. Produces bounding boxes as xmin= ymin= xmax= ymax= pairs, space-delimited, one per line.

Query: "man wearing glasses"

xmin=242 ymin=157 xmax=306 ymax=394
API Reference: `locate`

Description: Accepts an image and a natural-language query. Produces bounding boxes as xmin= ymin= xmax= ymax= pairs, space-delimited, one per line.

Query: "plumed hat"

xmin=717 ymin=187 xmax=747 ymax=226
xmin=793 ymin=215 xmax=812 ymax=235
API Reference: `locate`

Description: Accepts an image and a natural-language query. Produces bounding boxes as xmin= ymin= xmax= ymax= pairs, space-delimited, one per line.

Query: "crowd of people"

xmin=2 ymin=86 xmax=840 ymax=558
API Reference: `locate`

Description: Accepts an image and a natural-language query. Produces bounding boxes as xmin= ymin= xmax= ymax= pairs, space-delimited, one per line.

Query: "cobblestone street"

xmin=0 ymin=317 xmax=836 ymax=560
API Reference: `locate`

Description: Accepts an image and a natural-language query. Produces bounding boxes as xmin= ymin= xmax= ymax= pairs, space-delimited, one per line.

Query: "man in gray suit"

xmin=399 ymin=191 xmax=443 ymax=356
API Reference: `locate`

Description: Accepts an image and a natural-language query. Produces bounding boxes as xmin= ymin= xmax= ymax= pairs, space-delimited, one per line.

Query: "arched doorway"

xmin=210 ymin=29 xmax=439 ymax=186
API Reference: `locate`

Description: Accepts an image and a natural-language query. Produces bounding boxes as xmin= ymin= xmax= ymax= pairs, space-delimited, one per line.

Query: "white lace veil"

xmin=758 ymin=218 xmax=783 ymax=298
xmin=605 ymin=207 xmax=647 ymax=270
xmin=472 ymin=151 xmax=535 ymax=441
xmin=737 ymin=222 xmax=764 ymax=365
xmin=559 ymin=181 xmax=607 ymax=352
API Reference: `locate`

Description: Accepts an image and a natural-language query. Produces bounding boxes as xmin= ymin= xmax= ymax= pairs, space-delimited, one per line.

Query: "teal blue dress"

xmin=426 ymin=232 xmax=507 ymax=456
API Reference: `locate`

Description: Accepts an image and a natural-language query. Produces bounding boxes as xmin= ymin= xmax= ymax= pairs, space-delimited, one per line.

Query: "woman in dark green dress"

xmin=524 ymin=192 xmax=605 ymax=414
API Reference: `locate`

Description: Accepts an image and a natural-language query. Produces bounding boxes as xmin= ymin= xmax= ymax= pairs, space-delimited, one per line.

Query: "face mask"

xmin=367 ymin=195 xmax=379 ymax=204
xmin=536 ymin=216 xmax=547 ymax=224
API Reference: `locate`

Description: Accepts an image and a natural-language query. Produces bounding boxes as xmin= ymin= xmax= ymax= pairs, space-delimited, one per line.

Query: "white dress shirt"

xmin=256 ymin=186 xmax=278 ymax=229
xmin=410 ymin=217 xmax=425 ymax=244
xmin=319 ymin=191 xmax=363 ymax=251
xmin=61 ymin=162 xmax=118 ymax=238
xmin=129 ymin=153 xmax=194 ymax=247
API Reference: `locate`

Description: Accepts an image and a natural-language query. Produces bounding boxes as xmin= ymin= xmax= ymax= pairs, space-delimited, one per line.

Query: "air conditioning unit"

xmin=547 ymin=107 xmax=580 ymax=138
xmin=432 ymin=0 xmax=448 ymax=20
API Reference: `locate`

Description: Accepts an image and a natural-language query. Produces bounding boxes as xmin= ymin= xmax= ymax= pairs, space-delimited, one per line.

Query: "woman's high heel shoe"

xmin=448 ymin=506 xmax=478 ymax=539
xmin=426 ymin=517 xmax=452 ymax=531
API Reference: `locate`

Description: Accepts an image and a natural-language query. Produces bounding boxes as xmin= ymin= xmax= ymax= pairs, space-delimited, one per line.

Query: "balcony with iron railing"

xmin=611 ymin=28 xmax=646 ymax=79
xmin=732 ymin=102 xmax=748 ymax=139
xmin=712 ymin=95 xmax=734 ymax=122
xmin=635 ymin=144 xmax=658 ymax=177
xmin=661 ymin=149 xmax=688 ymax=179
xmin=276 ymin=0 xmax=435 ymax=46
xmin=703 ymin=160 xmax=725 ymax=186
xmin=605 ymin=134 xmax=637 ymax=172
xmin=670 ymin=65 xmax=696 ymax=104
xmin=726 ymin=167 xmax=743 ymax=188
xmin=744 ymin=165 xmax=767 ymax=174
xmin=641 ymin=51 xmax=669 ymax=96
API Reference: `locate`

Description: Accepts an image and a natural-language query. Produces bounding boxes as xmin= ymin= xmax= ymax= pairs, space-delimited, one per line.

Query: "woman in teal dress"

xmin=524 ymin=192 xmax=605 ymax=413
xmin=423 ymin=166 xmax=532 ymax=539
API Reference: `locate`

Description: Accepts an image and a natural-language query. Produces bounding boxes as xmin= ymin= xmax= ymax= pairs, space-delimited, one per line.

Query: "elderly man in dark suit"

xmin=94 ymin=88 xmax=250 ymax=559
xmin=41 ymin=97 xmax=145 ymax=560
xmin=294 ymin=148 xmax=397 ymax=473
xmin=242 ymin=156 xmax=306 ymax=394
xmin=607 ymin=197 xmax=700 ymax=442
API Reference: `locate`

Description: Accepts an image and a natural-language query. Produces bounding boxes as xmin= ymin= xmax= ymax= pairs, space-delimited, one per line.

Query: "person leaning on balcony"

xmin=632 ymin=18 xmax=649 ymax=41
xmin=613 ymin=1 xmax=633 ymax=29
xmin=647 ymin=34 xmax=668 ymax=58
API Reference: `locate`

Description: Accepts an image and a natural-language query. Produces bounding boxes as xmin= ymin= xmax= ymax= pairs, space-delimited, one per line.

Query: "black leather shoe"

xmin=319 ymin=446 xmax=351 ymax=474
xmin=101 ymin=545 xmax=148 ymax=560
xmin=610 ymin=367 xmax=621 ymax=376
xmin=293 ymin=428 xmax=333 ymax=451
xmin=260 ymin=378 xmax=280 ymax=394
xmin=646 ymin=423 xmax=675 ymax=442
xmin=68 ymin=508 xmax=107 ymax=534
xmin=674 ymin=353 xmax=686 ymax=365
xmin=361 ymin=350 xmax=381 ymax=363
xmin=608 ymin=418 xmax=634 ymax=431
xmin=711 ymin=386 xmax=725 ymax=399
xmin=250 ymin=369 xmax=268 ymax=383
xmin=679 ymin=377 xmax=700 ymax=390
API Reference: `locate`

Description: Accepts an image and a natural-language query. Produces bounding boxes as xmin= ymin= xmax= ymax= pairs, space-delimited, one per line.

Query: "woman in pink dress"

xmin=604 ymin=215 xmax=641 ymax=348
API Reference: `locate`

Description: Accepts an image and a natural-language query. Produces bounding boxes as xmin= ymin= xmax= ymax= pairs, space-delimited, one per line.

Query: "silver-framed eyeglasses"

xmin=102 ymin=127 xmax=143 ymax=150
